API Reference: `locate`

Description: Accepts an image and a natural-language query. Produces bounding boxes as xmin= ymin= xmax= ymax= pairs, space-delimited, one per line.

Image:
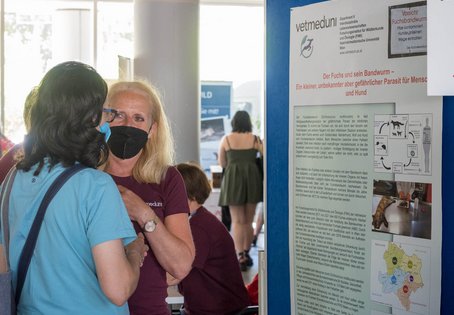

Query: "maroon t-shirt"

xmin=178 ymin=207 xmax=251 ymax=315
xmin=111 ymin=166 xmax=190 ymax=315
xmin=0 ymin=143 xmax=22 ymax=184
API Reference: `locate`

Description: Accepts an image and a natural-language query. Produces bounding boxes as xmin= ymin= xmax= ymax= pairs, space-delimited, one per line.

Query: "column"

xmin=134 ymin=0 xmax=199 ymax=164
xmin=53 ymin=8 xmax=93 ymax=65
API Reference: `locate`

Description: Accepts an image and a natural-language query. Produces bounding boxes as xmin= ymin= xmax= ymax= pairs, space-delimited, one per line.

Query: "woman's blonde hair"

xmin=106 ymin=80 xmax=175 ymax=183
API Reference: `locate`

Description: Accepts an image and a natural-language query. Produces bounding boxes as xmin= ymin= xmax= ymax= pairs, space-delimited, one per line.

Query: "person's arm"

xmin=257 ymin=136 xmax=264 ymax=155
xmin=118 ymin=185 xmax=195 ymax=280
xmin=147 ymin=212 xmax=195 ymax=280
xmin=92 ymin=235 xmax=148 ymax=306
xmin=218 ymin=136 xmax=227 ymax=168
xmin=166 ymin=272 xmax=180 ymax=286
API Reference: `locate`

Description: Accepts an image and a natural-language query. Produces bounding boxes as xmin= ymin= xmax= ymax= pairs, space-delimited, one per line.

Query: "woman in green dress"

xmin=218 ymin=110 xmax=263 ymax=271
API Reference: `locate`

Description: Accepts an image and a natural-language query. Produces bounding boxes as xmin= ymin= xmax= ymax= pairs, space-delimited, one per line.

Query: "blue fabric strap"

xmin=15 ymin=164 xmax=87 ymax=305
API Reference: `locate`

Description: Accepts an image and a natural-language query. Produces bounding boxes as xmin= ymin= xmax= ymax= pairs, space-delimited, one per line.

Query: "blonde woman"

xmin=102 ymin=81 xmax=195 ymax=315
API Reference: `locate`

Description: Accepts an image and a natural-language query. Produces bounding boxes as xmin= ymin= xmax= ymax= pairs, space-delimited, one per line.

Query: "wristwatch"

xmin=143 ymin=218 xmax=157 ymax=233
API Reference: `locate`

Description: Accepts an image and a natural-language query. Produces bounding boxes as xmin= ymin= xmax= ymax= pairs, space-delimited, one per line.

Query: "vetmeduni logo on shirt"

xmin=146 ymin=201 xmax=163 ymax=207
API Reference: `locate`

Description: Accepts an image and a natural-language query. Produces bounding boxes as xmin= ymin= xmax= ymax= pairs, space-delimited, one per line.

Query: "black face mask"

xmin=108 ymin=126 xmax=149 ymax=160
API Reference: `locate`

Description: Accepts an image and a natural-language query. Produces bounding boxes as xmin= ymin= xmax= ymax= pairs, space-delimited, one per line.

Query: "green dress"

xmin=218 ymin=148 xmax=263 ymax=206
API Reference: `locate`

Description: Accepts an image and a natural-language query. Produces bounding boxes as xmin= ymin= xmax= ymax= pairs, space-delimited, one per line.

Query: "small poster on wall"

xmin=200 ymin=81 xmax=232 ymax=173
xmin=388 ymin=1 xmax=427 ymax=58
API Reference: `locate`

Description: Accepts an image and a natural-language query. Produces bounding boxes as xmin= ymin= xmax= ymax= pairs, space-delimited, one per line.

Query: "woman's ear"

xmin=148 ymin=122 xmax=158 ymax=139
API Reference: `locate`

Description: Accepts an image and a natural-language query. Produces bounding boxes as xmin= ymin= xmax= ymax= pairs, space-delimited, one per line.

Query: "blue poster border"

xmin=266 ymin=0 xmax=453 ymax=314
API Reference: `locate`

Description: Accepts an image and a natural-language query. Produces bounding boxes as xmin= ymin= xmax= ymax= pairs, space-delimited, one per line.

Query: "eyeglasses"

xmin=102 ymin=108 xmax=149 ymax=125
xmin=102 ymin=108 xmax=119 ymax=123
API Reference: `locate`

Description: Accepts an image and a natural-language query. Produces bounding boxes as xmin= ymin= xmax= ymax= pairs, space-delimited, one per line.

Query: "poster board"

xmin=289 ymin=1 xmax=441 ymax=315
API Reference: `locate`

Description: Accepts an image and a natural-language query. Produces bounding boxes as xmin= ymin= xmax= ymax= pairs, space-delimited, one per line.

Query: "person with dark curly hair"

xmin=0 ymin=87 xmax=37 ymax=184
xmin=0 ymin=61 xmax=148 ymax=314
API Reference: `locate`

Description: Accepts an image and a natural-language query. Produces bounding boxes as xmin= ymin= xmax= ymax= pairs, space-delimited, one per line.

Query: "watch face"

xmin=144 ymin=220 xmax=156 ymax=232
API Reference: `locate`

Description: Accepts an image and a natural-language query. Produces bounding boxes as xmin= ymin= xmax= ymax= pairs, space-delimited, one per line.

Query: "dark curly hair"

xmin=17 ymin=61 xmax=108 ymax=175
xmin=231 ymin=110 xmax=252 ymax=133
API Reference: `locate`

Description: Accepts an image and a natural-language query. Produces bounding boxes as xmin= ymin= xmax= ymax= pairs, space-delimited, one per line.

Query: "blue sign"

xmin=201 ymin=82 xmax=232 ymax=119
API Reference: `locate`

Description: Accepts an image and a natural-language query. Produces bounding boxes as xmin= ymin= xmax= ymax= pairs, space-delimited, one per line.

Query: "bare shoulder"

xmin=227 ymin=132 xmax=254 ymax=148
xmin=218 ymin=135 xmax=228 ymax=149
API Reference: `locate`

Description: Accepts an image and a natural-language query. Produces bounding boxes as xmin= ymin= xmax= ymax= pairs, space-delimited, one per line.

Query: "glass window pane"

xmin=3 ymin=0 xmax=93 ymax=143
xmin=200 ymin=5 xmax=264 ymax=134
xmin=4 ymin=1 xmax=53 ymax=143
xmin=200 ymin=5 xmax=264 ymax=86
xmin=97 ymin=2 xmax=134 ymax=80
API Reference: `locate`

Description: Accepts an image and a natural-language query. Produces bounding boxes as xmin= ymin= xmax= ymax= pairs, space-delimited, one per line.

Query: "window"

xmin=0 ymin=1 xmax=263 ymax=143
xmin=96 ymin=1 xmax=133 ymax=80
xmin=3 ymin=1 xmax=54 ymax=142
xmin=1 ymin=0 xmax=133 ymax=143
xmin=200 ymin=4 xmax=264 ymax=134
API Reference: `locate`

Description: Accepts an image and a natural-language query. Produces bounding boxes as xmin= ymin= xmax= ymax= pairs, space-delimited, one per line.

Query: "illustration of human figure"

xmin=423 ymin=117 xmax=431 ymax=173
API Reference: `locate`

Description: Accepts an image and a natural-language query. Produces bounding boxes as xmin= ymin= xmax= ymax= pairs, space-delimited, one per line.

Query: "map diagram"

xmin=374 ymin=114 xmax=432 ymax=175
xmin=370 ymin=240 xmax=429 ymax=314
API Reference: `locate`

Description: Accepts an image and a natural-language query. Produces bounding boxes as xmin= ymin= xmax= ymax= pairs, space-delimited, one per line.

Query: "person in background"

xmin=1 ymin=61 xmax=148 ymax=314
xmin=246 ymin=273 xmax=259 ymax=306
xmin=102 ymin=80 xmax=195 ymax=315
xmin=221 ymin=204 xmax=232 ymax=231
xmin=221 ymin=167 xmax=232 ymax=231
xmin=171 ymin=162 xmax=251 ymax=315
xmin=0 ymin=130 xmax=14 ymax=157
xmin=218 ymin=110 xmax=263 ymax=271
xmin=251 ymin=202 xmax=264 ymax=247
xmin=0 ymin=86 xmax=37 ymax=183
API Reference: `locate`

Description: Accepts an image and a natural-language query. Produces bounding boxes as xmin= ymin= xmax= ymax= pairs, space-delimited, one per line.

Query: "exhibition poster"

xmin=199 ymin=81 xmax=232 ymax=173
xmin=427 ymin=0 xmax=454 ymax=95
xmin=289 ymin=1 xmax=441 ymax=314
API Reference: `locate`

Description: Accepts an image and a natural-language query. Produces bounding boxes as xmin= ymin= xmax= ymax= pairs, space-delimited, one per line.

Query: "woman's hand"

xmin=117 ymin=186 xmax=194 ymax=280
xmin=117 ymin=184 xmax=154 ymax=224
xmin=125 ymin=233 xmax=149 ymax=267
xmin=93 ymin=235 xmax=148 ymax=305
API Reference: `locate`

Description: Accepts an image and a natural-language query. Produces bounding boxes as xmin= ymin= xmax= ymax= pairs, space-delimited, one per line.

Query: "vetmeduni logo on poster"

xmin=296 ymin=15 xmax=337 ymax=58
xmin=300 ymin=35 xmax=314 ymax=58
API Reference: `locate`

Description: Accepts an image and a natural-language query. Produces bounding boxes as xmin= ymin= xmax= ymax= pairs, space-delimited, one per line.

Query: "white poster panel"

xmin=427 ymin=0 xmax=454 ymax=95
xmin=289 ymin=1 xmax=442 ymax=315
